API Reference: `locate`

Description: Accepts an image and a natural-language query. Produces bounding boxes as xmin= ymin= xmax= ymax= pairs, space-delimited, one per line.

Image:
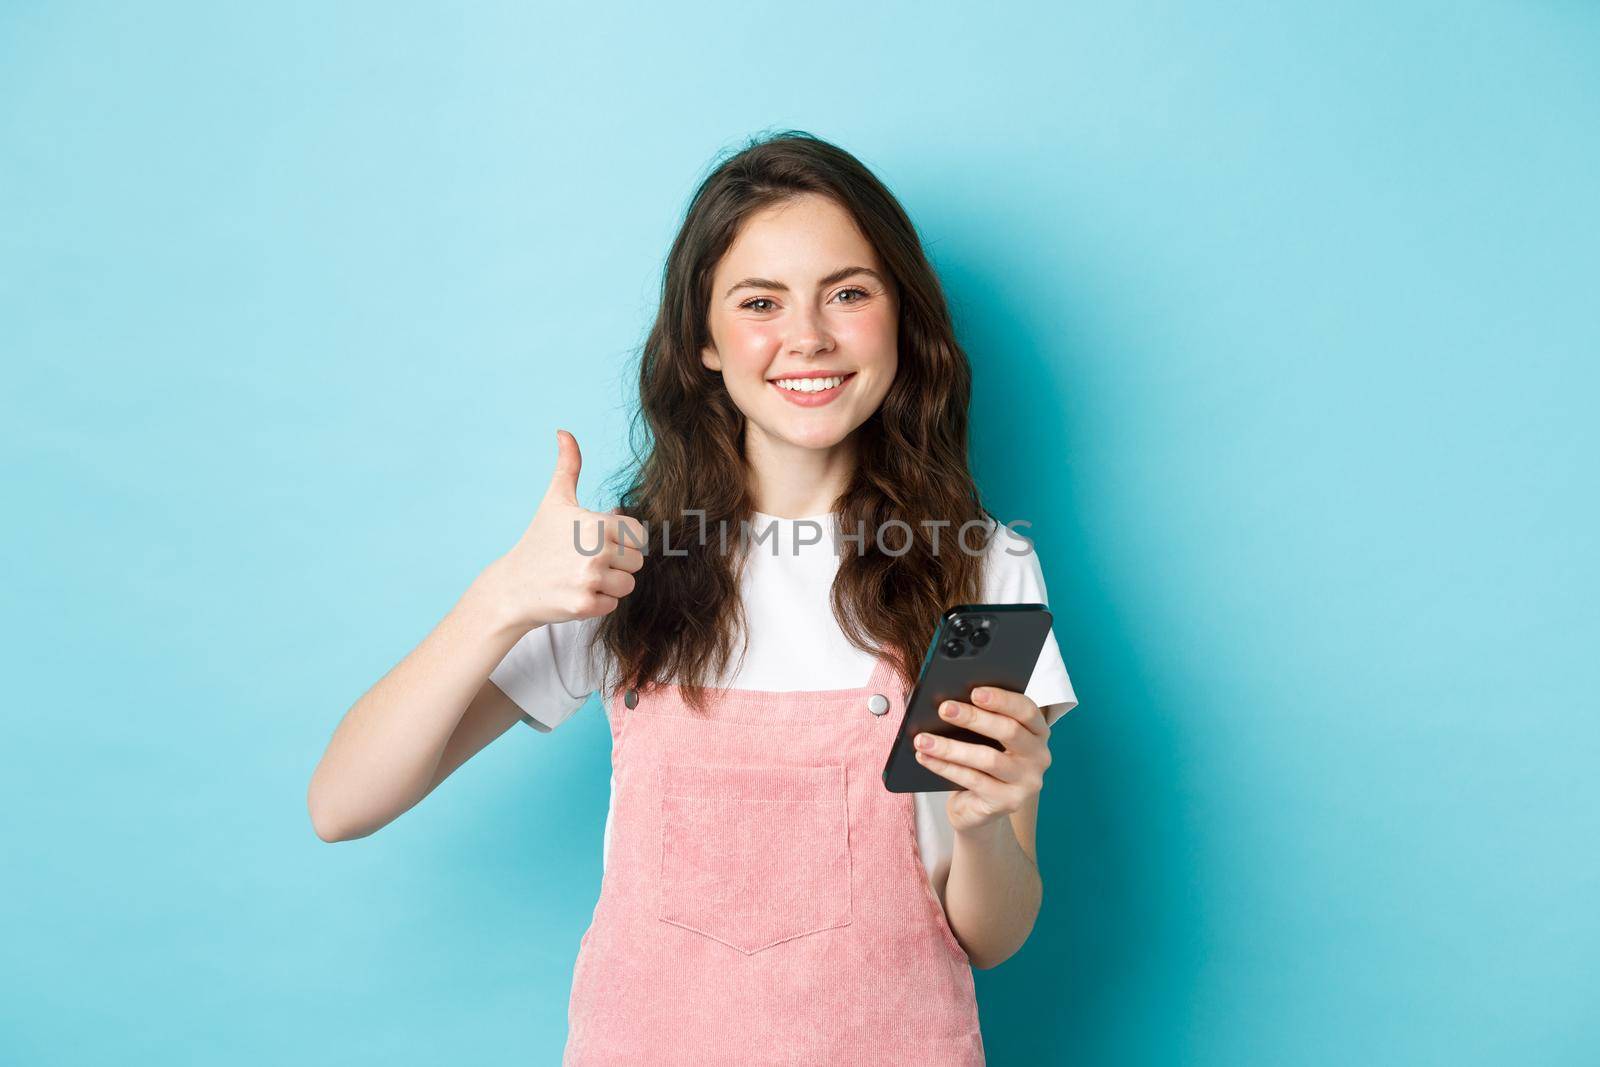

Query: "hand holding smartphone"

xmin=881 ymin=603 xmax=1053 ymax=793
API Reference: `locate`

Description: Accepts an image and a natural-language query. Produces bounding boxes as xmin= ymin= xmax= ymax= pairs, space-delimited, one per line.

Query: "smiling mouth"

xmin=769 ymin=372 xmax=856 ymax=394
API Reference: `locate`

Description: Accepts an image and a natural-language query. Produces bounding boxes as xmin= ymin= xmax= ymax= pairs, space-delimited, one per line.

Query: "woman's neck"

xmin=744 ymin=428 xmax=857 ymax=520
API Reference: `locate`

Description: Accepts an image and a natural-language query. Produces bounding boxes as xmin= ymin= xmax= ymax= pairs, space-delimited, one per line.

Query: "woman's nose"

xmin=785 ymin=305 xmax=834 ymax=357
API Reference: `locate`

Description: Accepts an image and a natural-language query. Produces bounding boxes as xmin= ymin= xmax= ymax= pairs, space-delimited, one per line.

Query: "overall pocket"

xmin=657 ymin=761 xmax=853 ymax=955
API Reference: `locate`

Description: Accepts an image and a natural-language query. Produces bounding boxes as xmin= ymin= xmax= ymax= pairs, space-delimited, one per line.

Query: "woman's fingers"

xmin=606 ymin=543 xmax=646 ymax=573
xmin=969 ymin=686 xmax=1050 ymax=737
xmin=914 ymin=731 xmax=1024 ymax=783
xmin=937 ymin=698 xmax=1034 ymax=749
xmin=605 ymin=510 xmax=648 ymax=550
xmin=596 ymin=566 xmax=637 ymax=600
xmin=913 ymin=749 xmax=1008 ymax=793
xmin=918 ymin=686 xmax=1053 ymax=793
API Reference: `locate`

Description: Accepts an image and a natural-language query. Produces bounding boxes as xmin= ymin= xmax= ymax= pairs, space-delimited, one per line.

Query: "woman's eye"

xmin=738 ymin=287 xmax=869 ymax=312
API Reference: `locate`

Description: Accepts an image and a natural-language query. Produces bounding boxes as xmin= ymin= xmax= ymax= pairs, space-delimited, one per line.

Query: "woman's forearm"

xmin=941 ymin=816 xmax=1043 ymax=970
xmin=306 ymin=571 xmax=528 ymax=842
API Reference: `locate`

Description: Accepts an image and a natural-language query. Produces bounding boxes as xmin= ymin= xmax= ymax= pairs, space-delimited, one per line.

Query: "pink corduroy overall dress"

xmin=561 ymin=653 xmax=985 ymax=1065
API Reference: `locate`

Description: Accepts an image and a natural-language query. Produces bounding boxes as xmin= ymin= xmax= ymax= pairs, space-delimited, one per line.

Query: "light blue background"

xmin=4 ymin=3 xmax=1596 ymax=1063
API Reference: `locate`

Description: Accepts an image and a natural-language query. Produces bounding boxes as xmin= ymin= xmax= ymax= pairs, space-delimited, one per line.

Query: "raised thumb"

xmin=545 ymin=428 xmax=581 ymax=506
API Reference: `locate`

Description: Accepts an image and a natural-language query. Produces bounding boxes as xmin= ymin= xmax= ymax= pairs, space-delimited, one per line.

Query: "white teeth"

xmin=774 ymin=375 xmax=845 ymax=393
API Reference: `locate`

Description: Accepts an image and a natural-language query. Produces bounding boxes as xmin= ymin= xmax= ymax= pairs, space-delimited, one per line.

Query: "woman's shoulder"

xmin=978 ymin=517 xmax=1051 ymax=603
xmin=976 ymin=517 xmax=1077 ymax=716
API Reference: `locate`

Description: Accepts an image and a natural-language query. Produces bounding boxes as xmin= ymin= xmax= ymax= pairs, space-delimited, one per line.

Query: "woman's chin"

xmin=751 ymin=416 xmax=855 ymax=454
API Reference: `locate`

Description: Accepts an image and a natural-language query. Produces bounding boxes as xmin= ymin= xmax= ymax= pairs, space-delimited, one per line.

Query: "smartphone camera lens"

xmin=949 ymin=616 xmax=974 ymax=638
xmin=969 ymin=629 xmax=990 ymax=649
xmin=941 ymin=637 xmax=966 ymax=658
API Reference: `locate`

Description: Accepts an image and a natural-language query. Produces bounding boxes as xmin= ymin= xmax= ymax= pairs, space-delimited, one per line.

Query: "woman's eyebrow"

xmin=724 ymin=266 xmax=883 ymax=298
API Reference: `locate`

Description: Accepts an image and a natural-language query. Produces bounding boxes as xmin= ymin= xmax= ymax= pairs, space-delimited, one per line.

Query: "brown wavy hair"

xmin=595 ymin=129 xmax=993 ymax=711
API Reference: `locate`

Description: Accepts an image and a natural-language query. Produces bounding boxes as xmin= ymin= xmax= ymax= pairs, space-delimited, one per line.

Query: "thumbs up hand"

xmin=477 ymin=429 xmax=647 ymax=632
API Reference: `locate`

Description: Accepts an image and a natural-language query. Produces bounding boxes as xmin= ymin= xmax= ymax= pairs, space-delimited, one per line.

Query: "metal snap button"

xmin=867 ymin=693 xmax=889 ymax=716
xmin=624 ymin=689 xmax=639 ymax=709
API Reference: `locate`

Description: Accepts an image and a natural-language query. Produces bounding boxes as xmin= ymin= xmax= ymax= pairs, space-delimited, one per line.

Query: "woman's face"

xmin=701 ymin=193 xmax=899 ymax=455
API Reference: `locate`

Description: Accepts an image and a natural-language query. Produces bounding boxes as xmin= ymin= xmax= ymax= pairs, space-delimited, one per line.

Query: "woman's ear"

xmin=700 ymin=344 xmax=722 ymax=372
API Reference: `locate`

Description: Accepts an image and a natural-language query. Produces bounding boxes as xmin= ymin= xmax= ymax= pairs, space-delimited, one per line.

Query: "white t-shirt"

xmin=488 ymin=511 xmax=1078 ymax=912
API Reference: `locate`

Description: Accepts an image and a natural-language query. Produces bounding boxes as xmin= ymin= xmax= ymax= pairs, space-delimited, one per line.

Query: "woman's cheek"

xmin=835 ymin=309 xmax=896 ymax=358
xmin=728 ymin=323 xmax=781 ymax=367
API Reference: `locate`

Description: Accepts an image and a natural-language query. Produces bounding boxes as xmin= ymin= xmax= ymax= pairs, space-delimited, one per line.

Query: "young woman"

xmin=308 ymin=131 xmax=1077 ymax=1064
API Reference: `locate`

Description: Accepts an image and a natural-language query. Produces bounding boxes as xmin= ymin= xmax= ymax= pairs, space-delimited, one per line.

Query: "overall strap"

xmin=865 ymin=653 xmax=903 ymax=696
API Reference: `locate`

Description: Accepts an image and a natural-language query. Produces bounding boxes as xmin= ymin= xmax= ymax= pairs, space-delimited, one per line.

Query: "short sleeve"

xmin=488 ymin=615 xmax=605 ymax=732
xmin=981 ymin=521 xmax=1079 ymax=725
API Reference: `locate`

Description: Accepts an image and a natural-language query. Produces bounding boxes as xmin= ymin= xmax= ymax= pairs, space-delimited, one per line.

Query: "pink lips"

xmin=769 ymin=371 xmax=856 ymax=407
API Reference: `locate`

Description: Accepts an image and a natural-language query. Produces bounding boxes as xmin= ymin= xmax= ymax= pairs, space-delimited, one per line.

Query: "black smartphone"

xmin=881 ymin=603 xmax=1054 ymax=793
